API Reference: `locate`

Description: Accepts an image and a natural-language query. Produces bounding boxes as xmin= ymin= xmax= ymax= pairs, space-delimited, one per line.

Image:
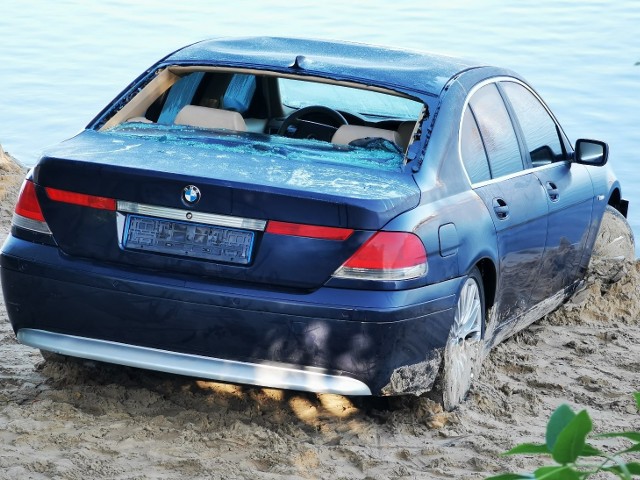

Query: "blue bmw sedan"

xmin=1 ymin=37 xmax=632 ymax=410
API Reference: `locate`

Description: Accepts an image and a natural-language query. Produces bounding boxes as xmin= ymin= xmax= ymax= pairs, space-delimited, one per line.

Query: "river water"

xmin=0 ymin=0 xmax=638 ymax=251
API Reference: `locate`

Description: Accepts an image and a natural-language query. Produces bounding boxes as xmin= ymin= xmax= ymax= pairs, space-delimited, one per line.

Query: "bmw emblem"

xmin=182 ymin=185 xmax=201 ymax=205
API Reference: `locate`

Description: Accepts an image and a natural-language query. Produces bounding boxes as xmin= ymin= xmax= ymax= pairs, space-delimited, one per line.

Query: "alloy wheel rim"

xmin=444 ymin=276 xmax=482 ymax=409
xmin=453 ymin=278 xmax=482 ymax=344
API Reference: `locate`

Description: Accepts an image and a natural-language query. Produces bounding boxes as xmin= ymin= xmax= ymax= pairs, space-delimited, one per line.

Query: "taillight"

xmin=12 ymin=179 xmax=51 ymax=234
xmin=15 ymin=179 xmax=45 ymax=222
xmin=266 ymin=221 xmax=354 ymax=241
xmin=45 ymin=187 xmax=116 ymax=211
xmin=333 ymin=231 xmax=427 ymax=281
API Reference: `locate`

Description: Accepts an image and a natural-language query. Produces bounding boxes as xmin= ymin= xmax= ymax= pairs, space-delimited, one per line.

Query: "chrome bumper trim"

xmin=18 ymin=329 xmax=372 ymax=396
xmin=116 ymin=200 xmax=267 ymax=231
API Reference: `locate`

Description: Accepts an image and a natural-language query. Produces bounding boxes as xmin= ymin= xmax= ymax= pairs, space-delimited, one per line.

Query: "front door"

xmin=498 ymin=80 xmax=595 ymax=302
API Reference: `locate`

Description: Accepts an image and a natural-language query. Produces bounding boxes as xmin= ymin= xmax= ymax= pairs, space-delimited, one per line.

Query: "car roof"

xmin=164 ymin=36 xmax=485 ymax=98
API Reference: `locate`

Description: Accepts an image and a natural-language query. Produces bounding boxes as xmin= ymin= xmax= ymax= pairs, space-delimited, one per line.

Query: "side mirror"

xmin=574 ymin=139 xmax=608 ymax=166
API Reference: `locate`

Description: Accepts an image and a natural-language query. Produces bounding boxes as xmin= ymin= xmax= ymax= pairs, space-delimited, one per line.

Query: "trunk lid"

xmin=33 ymin=127 xmax=421 ymax=289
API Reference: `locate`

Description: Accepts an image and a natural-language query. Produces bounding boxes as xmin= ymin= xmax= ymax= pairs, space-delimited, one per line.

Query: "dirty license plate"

xmin=123 ymin=215 xmax=254 ymax=264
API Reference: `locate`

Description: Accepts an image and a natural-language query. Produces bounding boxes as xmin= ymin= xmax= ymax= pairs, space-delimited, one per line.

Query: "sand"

xmin=0 ymin=145 xmax=638 ymax=479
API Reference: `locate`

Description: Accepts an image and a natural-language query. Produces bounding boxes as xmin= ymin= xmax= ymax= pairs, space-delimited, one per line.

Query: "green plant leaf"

xmin=598 ymin=432 xmax=640 ymax=442
xmin=580 ymin=443 xmax=603 ymax=456
xmin=634 ymin=392 xmax=640 ymax=409
xmin=551 ymin=410 xmax=592 ymax=464
xmin=620 ymin=443 xmax=640 ymax=454
xmin=503 ymin=443 xmax=550 ymax=456
xmin=533 ymin=465 xmax=581 ymax=479
xmin=620 ymin=462 xmax=640 ymax=474
xmin=603 ymin=461 xmax=640 ymax=477
xmin=485 ymin=474 xmax=534 ymax=480
xmin=546 ymin=404 xmax=576 ymax=451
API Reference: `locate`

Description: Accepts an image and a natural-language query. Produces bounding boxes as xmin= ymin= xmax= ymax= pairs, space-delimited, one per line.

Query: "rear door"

xmin=499 ymin=81 xmax=594 ymax=302
xmin=461 ymin=83 xmax=548 ymax=322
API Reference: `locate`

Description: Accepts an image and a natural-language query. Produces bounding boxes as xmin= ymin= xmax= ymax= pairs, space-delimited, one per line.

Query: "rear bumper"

xmin=18 ymin=328 xmax=371 ymax=395
xmin=1 ymin=235 xmax=461 ymax=395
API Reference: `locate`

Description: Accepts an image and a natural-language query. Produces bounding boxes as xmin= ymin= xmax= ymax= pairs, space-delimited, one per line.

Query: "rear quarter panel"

xmin=405 ymin=79 xmax=499 ymax=285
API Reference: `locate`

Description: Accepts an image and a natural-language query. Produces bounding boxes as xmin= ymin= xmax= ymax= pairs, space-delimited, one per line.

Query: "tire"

xmin=588 ymin=205 xmax=635 ymax=283
xmin=441 ymin=267 xmax=485 ymax=411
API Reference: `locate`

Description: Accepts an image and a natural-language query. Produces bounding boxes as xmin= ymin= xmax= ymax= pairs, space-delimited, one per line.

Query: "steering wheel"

xmin=277 ymin=105 xmax=348 ymax=141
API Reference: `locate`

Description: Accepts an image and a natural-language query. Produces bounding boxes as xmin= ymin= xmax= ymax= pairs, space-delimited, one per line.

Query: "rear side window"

xmin=501 ymin=81 xmax=565 ymax=166
xmin=461 ymin=108 xmax=491 ymax=183
xmin=469 ymin=84 xmax=523 ymax=178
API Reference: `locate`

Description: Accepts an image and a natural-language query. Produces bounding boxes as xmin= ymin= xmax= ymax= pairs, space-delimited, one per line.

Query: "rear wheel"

xmin=442 ymin=267 xmax=485 ymax=411
xmin=589 ymin=205 xmax=635 ymax=283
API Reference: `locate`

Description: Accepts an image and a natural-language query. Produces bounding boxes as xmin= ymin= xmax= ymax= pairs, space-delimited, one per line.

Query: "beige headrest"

xmin=331 ymin=125 xmax=401 ymax=146
xmin=126 ymin=116 xmax=153 ymax=124
xmin=174 ymin=105 xmax=247 ymax=132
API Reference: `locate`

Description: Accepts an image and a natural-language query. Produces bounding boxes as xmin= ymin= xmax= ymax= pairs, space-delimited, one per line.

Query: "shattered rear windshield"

xmin=107 ymin=123 xmax=406 ymax=172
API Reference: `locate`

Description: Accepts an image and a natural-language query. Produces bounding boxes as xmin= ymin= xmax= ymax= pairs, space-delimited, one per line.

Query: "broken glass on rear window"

xmin=109 ymin=123 xmax=407 ymax=171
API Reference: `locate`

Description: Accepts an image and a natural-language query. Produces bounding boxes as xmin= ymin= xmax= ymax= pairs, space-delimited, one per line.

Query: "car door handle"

xmin=546 ymin=181 xmax=560 ymax=201
xmin=492 ymin=198 xmax=509 ymax=219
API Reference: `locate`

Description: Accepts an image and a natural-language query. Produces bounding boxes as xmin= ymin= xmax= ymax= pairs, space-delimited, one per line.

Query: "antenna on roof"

xmin=289 ymin=55 xmax=306 ymax=69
